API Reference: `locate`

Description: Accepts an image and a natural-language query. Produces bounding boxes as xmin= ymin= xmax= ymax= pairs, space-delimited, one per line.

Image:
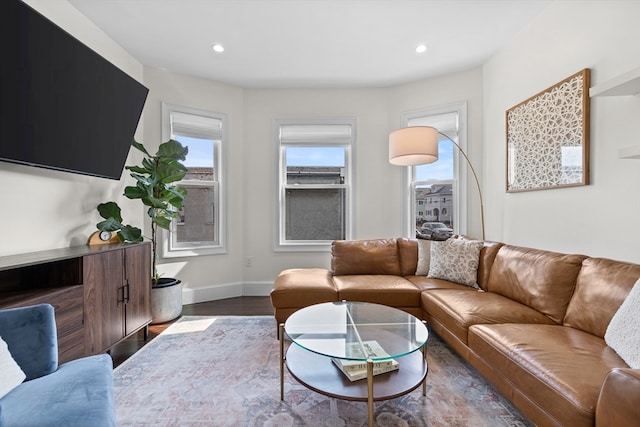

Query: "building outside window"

xmin=276 ymin=119 xmax=354 ymax=250
xmin=416 ymin=183 xmax=453 ymax=225
xmin=161 ymin=103 xmax=227 ymax=257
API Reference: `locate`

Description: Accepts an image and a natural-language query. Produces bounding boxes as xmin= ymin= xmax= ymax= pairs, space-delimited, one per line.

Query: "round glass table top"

xmin=284 ymin=301 xmax=428 ymax=361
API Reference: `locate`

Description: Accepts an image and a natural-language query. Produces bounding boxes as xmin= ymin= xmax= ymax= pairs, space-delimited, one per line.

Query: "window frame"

xmin=401 ymin=102 xmax=469 ymax=238
xmin=274 ymin=118 xmax=355 ymax=252
xmin=160 ymin=102 xmax=228 ymax=258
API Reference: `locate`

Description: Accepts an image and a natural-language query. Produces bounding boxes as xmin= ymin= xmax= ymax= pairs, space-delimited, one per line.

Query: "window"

xmin=276 ymin=119 xmax=354 ymax=250
xmin=403 ymin=102 xmax=468 ymax=239
xmin=161 ymin=103 xmax=227 ymax=257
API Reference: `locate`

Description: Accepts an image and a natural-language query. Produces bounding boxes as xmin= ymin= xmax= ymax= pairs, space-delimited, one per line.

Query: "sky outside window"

xmin=415 ymin=140 xmax=454 ymax=181
xmin=174 ymin=135 xmax=214 ymax=168
xmin=286 ymin=146 xmax=345 ymax=167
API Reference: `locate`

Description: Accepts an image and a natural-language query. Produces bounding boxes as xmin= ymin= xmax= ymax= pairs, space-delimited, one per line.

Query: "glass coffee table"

xmin=279 ymin=301 xmax=429 ymax=427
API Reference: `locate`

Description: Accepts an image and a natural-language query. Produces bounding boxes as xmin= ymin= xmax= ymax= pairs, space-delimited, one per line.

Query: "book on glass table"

xmin=331 ymin=340 xmax=399 ymax=382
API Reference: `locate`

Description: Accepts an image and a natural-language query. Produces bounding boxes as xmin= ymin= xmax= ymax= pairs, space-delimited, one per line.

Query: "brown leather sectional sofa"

xmin=270 ymin=237 xmax=640 ymax=427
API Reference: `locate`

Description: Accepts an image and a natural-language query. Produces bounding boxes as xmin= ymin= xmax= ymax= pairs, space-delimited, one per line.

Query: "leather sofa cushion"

xmin=477 ymin=241 xmax=503 ymax=290
xmin=406 ymin=276 xmax=472 ymax=292
xmin=331 ymin=239 xmax=402 ymax=276
xmin=397 ymin=238 xmax=418 ymax=276
xmin=486 ymin=245 xmax=586 ymax=324
xmin=469 ymin=324 xmax=628 ymax=427
xmin=422 ymin=289 xmax=555 ymax=345
xmin=270 ymin=268 xmax=338 ymax=308
xmin=563 ymin=257 xmax=640 ymax=338
xmin=334 ymin=275 xmax=421 ymax=307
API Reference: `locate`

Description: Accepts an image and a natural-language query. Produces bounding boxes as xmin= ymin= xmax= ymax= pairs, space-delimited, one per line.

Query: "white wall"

xmin=1 ymin=1 xmax=484 ymax=303
xmin=142 ymin=72 xmax=486 ymax=300
xmin=144 ymin=75 xmax=483 ymax=300
xmin=0 ymin=0 xmax=145 ymax=257
xmin=483 ymin=0 xmax=640 ymax=263
xmin=8 ymin=0 xmax=637 ymax=302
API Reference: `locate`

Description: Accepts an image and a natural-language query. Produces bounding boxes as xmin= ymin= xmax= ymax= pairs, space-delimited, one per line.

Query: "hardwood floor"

xmin=110 ymin=296 xmax=273 ymax=367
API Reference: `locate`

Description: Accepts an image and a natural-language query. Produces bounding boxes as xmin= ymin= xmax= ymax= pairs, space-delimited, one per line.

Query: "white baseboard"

xmin=182 ymin=281 xmax=273 ymax=305
xmin=242 ymin=282 xmax=274 ymax=297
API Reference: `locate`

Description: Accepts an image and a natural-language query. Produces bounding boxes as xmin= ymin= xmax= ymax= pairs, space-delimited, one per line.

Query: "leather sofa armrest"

xmin=596 ymin=368 xmax=640 ymax=427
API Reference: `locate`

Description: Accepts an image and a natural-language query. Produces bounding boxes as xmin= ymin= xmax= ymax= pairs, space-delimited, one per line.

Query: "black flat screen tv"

xmin=0 ymin=0 xmax=149 ymax=180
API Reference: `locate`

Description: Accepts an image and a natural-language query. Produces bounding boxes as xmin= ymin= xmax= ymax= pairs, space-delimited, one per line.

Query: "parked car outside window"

xmin=418 ymin=222 xmax=453 ymax=240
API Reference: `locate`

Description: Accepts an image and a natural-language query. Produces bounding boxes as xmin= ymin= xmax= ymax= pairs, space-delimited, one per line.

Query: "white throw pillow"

xmin=415 ymin=239 xmax=431 ymax=275
xmin=605 ymin=278 xmax=640 ymax=369
xmin=428 ymin=238 xmax=483 ymax=287
xmin=0 ymin=336 xmax=26 ymax=399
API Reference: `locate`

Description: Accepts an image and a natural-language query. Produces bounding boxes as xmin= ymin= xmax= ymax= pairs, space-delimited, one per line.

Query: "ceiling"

xmin=68 ymin=0 xmax=552 ymax=89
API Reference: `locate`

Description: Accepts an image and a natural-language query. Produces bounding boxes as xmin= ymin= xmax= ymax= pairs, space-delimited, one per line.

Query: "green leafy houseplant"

xmin=96 ymin=139 xmax=188 ymax=284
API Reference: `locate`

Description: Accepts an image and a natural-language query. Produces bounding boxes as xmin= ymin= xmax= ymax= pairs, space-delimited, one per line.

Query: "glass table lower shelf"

xmin=279 ymin=301 xmax=429 ymax=427
xmin=285 ymin=343 xmax=427 ymax=401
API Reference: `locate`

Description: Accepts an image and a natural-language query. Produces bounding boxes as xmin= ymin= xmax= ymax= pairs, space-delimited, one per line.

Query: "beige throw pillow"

xmin=415 ymin=239 xmax=431 ymax=275
xmin=605 ymin=278 xmax=640 ymax=368
xmin=428 ymin=238 xmax=483 ymax=287
xmin=0 ymin=336 xmax=26 ymax=398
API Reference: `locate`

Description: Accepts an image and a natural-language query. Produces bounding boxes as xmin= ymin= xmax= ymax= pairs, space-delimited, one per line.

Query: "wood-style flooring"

xmin=110 ymin=296 xmax=273 ymax=368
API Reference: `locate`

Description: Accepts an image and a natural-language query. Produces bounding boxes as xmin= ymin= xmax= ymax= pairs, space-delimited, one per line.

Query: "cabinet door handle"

xmin=118 ymin=285 xmax=125 ymax=303
xmin=124 ymin=283 xmax=130 ymax=303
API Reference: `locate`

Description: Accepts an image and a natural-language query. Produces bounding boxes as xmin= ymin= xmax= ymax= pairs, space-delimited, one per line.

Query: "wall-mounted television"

xmin=0 ymin=0 xmax=149 ymax=180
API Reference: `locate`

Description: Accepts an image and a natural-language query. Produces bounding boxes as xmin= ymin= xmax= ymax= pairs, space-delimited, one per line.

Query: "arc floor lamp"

xmin=389 ymin=126 xmax=485 ymax=240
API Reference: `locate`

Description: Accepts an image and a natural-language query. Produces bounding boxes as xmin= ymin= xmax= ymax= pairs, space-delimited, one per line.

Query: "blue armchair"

xmin=0 ymin=304 xmax=115 ymax=426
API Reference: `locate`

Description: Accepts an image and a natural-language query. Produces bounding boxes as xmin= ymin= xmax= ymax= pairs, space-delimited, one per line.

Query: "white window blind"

xmin=170 ymin=112 xmax=223 ymax=140
xmin=279 ymin=124 xmax=352 ymax=145
xmin=408 ymin=112 xmax=458 ymax=140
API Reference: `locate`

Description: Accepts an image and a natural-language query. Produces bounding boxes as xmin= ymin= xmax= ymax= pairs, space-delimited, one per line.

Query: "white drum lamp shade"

xmin=388 ymin=126 xmax=439 ymax=166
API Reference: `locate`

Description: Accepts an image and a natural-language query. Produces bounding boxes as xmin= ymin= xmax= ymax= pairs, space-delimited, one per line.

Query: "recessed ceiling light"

xmin=416 ymin=44 xmax=427 ymax=54
xmin=212 ymin=44 xmax=225 ymax=53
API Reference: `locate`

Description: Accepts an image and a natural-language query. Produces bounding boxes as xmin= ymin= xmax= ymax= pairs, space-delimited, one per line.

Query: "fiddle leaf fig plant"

xmin=96 ymin=139 xmax=188 ymax=284
xmin=96 ymin=201 xmax=143 ymax=242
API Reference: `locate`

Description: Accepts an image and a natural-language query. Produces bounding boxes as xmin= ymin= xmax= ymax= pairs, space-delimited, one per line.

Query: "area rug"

xmin=113 ymin=316 xmax=532 ymax=426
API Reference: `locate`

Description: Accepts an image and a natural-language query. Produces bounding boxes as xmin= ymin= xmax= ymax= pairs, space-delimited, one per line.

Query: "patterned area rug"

xmin=113 ymin=316 xmax=532 ymax=426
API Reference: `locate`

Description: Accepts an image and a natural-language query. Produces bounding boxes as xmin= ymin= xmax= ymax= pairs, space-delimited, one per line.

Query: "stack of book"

xmin=332 ymin=340 xmax=399 ymax=382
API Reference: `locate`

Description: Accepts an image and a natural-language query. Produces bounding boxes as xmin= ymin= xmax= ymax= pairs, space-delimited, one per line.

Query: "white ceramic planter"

xmin=151 ymin=279 xmax=183 ymax=324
